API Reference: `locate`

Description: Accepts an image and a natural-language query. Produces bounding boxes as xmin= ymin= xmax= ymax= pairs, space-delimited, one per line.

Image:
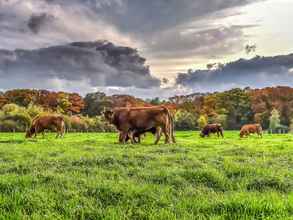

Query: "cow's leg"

xmin=128 ymin=131 xmax=136 ymax=144
xmin=121 ymin=132 xmax=128 ymax=144
xmin=220 ymin=130 xmax=224 ymax=138
xmin=217 ymin=131 xmax=220 ymax=137
xmin=154 ymin=127 xmax=162 ymax=144
xmin=163 ymin=125 xmax=171 ymax=144
xmin=136 ymin=134 xmax=141 ymax=144
xmin=119 ymin=132 xmax=124 ymax=143
xmin=34 ymin=126 xmax=39 ymax=138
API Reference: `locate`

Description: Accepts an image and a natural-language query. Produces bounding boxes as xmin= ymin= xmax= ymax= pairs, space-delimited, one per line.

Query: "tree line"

xmin=0 ymin=87 xmax=292 ymax=132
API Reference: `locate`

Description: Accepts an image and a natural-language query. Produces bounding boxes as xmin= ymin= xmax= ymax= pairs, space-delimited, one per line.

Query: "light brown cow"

xmin=104 ymin=106 xmax=175 ymax=144
xmin=240 ymin=124 xmax=262 ymax=138
xmin=26 ymin=115 xmax=65 ymax=138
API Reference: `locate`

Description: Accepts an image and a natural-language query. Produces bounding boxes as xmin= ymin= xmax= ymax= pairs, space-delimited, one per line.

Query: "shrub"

xmin=174 ymin=110 xmax=197 ymax=130
xmin=197 ymin=115 xmax=207 ymax=130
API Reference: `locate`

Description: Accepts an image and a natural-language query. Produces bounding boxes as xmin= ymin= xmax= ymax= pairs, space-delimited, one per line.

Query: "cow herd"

xmin=24 ymin=106 xmax=263 ymax=143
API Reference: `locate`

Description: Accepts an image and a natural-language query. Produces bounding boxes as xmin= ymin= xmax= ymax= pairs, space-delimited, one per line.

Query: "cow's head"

xmin=103 ymin=109 xmax=114 ymax=123
xmin=239 ymin=131 xmax=244 ymax=138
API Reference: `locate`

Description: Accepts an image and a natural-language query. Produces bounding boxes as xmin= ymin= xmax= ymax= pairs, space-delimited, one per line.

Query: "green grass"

xmin=0 ymin=131 xmax=293 ymax=219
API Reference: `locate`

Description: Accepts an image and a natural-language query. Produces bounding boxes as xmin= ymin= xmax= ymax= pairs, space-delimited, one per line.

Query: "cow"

xmin=240 ymin=124 xmax=262 ymax=138
xmin=123 ymin=127 xmax=160 ymax=143
xmin=200 ymin=124 xmax=224 ymax=138
xmin=26 ymin=115 xmax=65 ymax=138
xmin=104 ymin=106 xmax=175 ymax=144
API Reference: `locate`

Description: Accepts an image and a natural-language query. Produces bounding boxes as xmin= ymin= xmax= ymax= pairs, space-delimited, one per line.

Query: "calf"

xmin=123 ymin=127 xmax=160 ymax=143
xmin=200 ymin=124 xmax=224 ymax=138
xmin=240 ymin=124 xmax=262 ymax=138
xmin=26 ymin=115 xmax=65 ymax=138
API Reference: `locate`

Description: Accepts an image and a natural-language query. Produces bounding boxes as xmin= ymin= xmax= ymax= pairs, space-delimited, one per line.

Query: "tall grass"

xmin=0 ymin=131 xmax=292 ymax=219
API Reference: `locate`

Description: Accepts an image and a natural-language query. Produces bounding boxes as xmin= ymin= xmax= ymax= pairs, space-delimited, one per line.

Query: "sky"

xmin=0 ymin=0 xmax=293 ymax=98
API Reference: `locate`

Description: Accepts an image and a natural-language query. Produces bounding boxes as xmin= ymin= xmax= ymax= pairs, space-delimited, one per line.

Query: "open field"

xmin=0 ymin=131 xmax=293 ymax=219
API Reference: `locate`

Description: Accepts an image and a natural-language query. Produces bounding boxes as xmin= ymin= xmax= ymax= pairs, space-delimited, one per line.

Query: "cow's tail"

xmin=163 ymin=106 xmax=175 ymax=143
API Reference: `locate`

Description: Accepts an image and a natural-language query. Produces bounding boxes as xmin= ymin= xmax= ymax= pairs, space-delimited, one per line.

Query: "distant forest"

xmin=0 ymin=86 xmax=292 ymax=131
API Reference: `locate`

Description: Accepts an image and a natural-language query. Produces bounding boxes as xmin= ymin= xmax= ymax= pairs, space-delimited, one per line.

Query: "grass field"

xmin=0 ymin=131 xmax=293 ymax=219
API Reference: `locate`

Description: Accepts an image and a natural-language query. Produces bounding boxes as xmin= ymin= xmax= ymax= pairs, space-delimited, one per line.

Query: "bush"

xmin=175 ymin=110 xmax=197 ymax=130
xmin=0 ymin=120 xmax=19 ymax=132
xmin=197 ymin=115 xmax=207 ymax=130
xmin=0 ymin=103 xmax=116 ymax=133
xmin=26 ymin=103 xmax=44 ymax=119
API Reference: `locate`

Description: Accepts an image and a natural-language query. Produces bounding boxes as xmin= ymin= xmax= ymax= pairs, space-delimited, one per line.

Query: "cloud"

xmin=145 ymin=25 xmax=253 ymax=60
xmin=0 ymin=0 xmax=138 ymax=50
xmin=0 ymin=41 xmax=160 ymax=93
xmin=176 ymin=53 xmax=293 ymax=92
xmin=27 ymin=12 xmax=55 ymax=34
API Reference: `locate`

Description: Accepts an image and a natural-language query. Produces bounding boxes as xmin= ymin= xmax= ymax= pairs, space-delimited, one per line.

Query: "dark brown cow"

xmin=200 ymin=124 xmax=224 ymax=138
xmin=26 ymin=115 xmax=65 ymax=138
xmin=240 ymin=124 xmax=262 ymax=138
xmin=104 ymin=106 xmax=175 ymax=144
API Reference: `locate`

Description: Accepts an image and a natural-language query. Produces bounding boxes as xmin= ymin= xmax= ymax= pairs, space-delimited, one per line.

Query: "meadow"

xmin=0 ymin=131 xmax=293 ymax=220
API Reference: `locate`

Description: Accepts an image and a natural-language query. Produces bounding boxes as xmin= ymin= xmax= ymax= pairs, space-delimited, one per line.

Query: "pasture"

xmin=0 ymin=131 xmax=293 ymax=219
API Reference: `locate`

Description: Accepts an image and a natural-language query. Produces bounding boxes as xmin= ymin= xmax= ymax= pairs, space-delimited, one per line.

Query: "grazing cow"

xmin=200 ymin=124 xmax=224 ymax=138
xmin=26 ymin=115 xmax=65 ymax=138
xmin=240 ymin=124 xmax=262 ymax=138
xmin=104 ymin=106 xmax=175 ymax=144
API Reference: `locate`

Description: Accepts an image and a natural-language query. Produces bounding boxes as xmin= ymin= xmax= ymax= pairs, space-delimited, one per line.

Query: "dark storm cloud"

xmin=176 ymin=54 xmax=293 ymax=91
xmin=79 ymin=0 xmax=259 ymax=35
xmin=28 ymin=13 xmax=55 ymax=34
xmin=0 ymin=41 xmax=160 ymax=90
xmin=0 ymin=0 xmax=261 ymax=48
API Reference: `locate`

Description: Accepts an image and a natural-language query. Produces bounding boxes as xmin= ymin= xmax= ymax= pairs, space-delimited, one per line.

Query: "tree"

xmin=215 ymin=88 xmax=253 ymax=129
xmin=83 ymin=92 xmax=113 ymax=117
xmin=289 ymin=118 xmax=293 ymax=133
xmin=174 ymin=110 xmax=196 ymax=130
xmin=197 ymin=115 xmax=207 ymax=130
xmin=269 ymin=108 xmax=281 ymax=130
xmin=148 ymin=97 xmax=161 ymax=105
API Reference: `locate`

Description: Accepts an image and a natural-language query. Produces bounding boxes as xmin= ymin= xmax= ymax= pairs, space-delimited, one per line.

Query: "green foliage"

xmin=197 ymin=115 xmax=207 ymax=129
xmin=269 ymin=108 xmax=281 ymax=130
xmin=147 ymin=97 xmax=162 ymax=105
xmin=0 ymin=104 xmax=31 ymax=131
xmin=214 ymin=88 xmax=254 ymax=129
xmin=0 ymin=131 xmax=292 ymax=219
xmin=26 ymin=103 xmax=44 ymax=118
xmin=83 ymin=92 xmax=112 ymax=117
xmin=2 ymin=103 xmax=19 ymax=114
xmin=174 ymin=110 xmax=197 ymax=130
xmin=57 ymin=94 xmax=72 ymax=114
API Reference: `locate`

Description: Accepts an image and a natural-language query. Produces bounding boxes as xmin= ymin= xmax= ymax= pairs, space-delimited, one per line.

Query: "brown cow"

xmin=104 ymin=106 xmax=175 ymax=144
xmin=240 ymin=124 xmax=262 ymax=138
xmin=200 ymin=124 xmax=224 ymax=138
xmin=26 ymin=115 xmax=65 ymax=138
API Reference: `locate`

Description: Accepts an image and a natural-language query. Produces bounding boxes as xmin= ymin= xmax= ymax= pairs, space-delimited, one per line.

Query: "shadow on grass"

xmin=0 ymin=140 xmax=26 ymax=144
